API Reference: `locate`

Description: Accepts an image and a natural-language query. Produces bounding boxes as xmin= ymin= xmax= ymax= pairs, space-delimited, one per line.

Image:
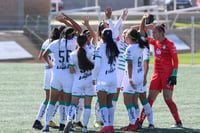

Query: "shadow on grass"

xmin=70 ymin=127 xmax=200 ymax=133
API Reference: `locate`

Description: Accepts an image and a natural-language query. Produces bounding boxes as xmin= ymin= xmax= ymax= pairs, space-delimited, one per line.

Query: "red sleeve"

xmin=147 ymin=37 xmax=156 ymax=46
xmin=169 ymin=42 xmax=178 ymax=70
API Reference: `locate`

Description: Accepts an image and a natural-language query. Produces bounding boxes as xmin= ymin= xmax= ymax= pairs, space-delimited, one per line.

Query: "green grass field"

xmin=150 ymin=53 xmax=200 ymax=64
xmin=0 ymin=63 xmax=200 ymax=133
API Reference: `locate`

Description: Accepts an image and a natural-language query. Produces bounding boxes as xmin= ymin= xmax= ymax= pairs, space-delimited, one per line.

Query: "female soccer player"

xmin=64 ymin=34 xmax=96 ymax=133
xmin=92 ymin=28 xmax=120 ymax=133
xmin=138 ymin=23 xmax=183 ymax=128
xmin=32 ymin=26 xmax=64 ymax=130
xmin=72 ymin=16 xmax=97 ymax=130
xmin=120 ymin=28 xmax=148 ymax=131
xmin=42 ymin=14 xmax=82 ymax=132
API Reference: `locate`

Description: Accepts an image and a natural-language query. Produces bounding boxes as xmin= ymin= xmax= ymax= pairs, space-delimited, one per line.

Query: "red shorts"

xmin=149 ymin=71 xmax=174 ymax=92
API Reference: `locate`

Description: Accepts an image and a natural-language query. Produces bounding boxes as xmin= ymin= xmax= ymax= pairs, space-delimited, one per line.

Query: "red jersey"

xmin=148 ymin=37 xmax=178 ymax=73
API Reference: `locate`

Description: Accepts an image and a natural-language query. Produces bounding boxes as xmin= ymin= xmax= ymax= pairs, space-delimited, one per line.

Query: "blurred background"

xmin=0 ymin=0 xmax=199 ymax=64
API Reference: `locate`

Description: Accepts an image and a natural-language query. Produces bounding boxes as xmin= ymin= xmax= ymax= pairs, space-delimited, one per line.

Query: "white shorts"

xmin=137 ymin=85 xmax=147 ymax=93
xmin=96 ymin=81 xmax=117 ymax=94
xmin=51 ymin=70 xmax=73 ymax=94
xmin=43 ymin=68 xmax=52 ymax=91
xmin=72 ymin=83 xmax=96 ymax=97
xmin=116 ymin=69 xmax=124 ymax=88
xmin=121 ymin=74 xmax=143 ymax=94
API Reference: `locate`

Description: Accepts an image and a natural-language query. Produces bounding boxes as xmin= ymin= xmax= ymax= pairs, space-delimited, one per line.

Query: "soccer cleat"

xmin=32 ymin=120 xmax=43 ymax=130
xmin=108 ymin=126 xmax=114 ymax=132
xmin=42 ymin=125 xmax=49 ymax=132
xmin=93 ymin=121 xmax=104 ymax=128
xmin=59 ymin=123 xmax=65 ymax=131
xmin=120 ymin=124 xmax=138 ymax=131
xmin=64 ymin=121 xmax=72 ymax=133
xmin=148 ymin=124 xmax=155 ymax=130
xmin=82 ymin=126 xmax=88 ymax=132
xmin=96 ymin=126 xmax=110 ymax=133
xmin=72 ymin=121 xmax=83 ymax=130
xmin=171 ymin=121 xmax=183 ymax=128
xmin=49 ymin=121 xmax=59 ymax=129
xmin=137 ymin=121 xmax=143 ymax=129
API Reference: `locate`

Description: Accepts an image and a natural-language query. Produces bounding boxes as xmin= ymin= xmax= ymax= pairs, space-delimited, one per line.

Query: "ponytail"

xmin=102 ymin=28 xmax=119 ymax=65
xmin=77 ymin=35 xmax=94 ymax=71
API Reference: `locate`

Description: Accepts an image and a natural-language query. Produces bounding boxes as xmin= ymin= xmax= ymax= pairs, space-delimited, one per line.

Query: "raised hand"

xmin=82 ymin=16 xmax=90 ymax=26
xmin=121 ymin=8 xmax=128 ymax=20
xmin=105 ymin=7 xmax=112 ymax=19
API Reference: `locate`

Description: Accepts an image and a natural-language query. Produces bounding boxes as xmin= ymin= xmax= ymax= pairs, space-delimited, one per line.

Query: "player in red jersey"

xmin=138 ymin=23 xmax=182 ymax=128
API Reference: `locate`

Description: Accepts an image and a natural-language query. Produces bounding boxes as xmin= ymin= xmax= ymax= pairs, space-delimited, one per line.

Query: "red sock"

xmin=165 ymin=99 xmax=181 ymax=122
xmin=139 ymin=98 xmax=154 ymax=123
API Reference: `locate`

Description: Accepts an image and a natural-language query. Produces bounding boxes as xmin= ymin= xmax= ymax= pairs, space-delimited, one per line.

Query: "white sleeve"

xmin=114 ymin=17 xmax=122 ymax=38
xmin=92 ymin=47 xmax=101 ymax=80
xmin=125 ymin=46 xmax=133 ymax=61
xmin=143 ymin=47 xmax=150 ymax=61
xmin=108 ymin=18 xmax=117 ymax=39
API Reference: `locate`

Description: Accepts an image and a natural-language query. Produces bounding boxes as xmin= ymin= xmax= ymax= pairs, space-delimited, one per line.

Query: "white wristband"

xmin=129 ymin=78 xmax=133 ymax=82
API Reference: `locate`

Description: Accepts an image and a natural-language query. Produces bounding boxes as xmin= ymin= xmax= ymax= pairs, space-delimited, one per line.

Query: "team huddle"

xmin=32 ymin=7 xmax=182 ymax=133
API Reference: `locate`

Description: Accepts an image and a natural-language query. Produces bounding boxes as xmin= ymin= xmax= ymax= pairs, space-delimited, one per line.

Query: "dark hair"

xmin=59 ymin=27 xmax=75 ymax=51
xmin=83 ymin=29 xmax=90 ymax=37
xmin=155 ymin=23 xmax=165 ymax=33
xmin=77 ymin=35 xmax=94 ymax=71
xmin=50 ymin=27 xmax=60 ymax=42
xmin=98 ymin=22 xmax=106 ymax=38
xmin=102 ymin=28 xmax=120 ymax=65
xmin=61 ymin=27 xmax=75 ymax=39
xmin=128 ymin=29 xmax=148 ymax=49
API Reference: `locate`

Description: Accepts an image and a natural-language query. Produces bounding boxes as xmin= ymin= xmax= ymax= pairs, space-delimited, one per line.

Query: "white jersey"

xmin=143 ymin=46 xmax=150 ymax=62
xmin=69 ymin=47 xmax=96 ymax=96
xmin=122 ymin=44 xmax=144 ymax=94
xmin=41 ymin=39 xmax=54 ymax=69
xmin=46 ymin=36 xmax=77 ymax=93
xmin=92 ymin=43 xmax=118 ymax=94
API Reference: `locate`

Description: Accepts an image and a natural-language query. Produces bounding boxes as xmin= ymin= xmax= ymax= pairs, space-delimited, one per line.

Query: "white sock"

xmin=52 ymin=101 xmax=59 ymax=118
xmin=44 ymin=101 xmax=55 ymax=126
xmin=65 ymin=102 xmax=70 ymax=117
xmin=126 ymin=104 xmax=137 ymax=125
xmin=108 ymin=105 xmax=115 ymax=126
xmin=75 ymin=98 xmax=84 ymax=123
xmin=100 ymin=105 xmax=109 ymax=126
xmin=135 ymin=104 xmax=140 ymax=119
xmin=83 ymin=106 xmax=91 ymax=127
xmin=94 ymin=100 xmax=102 ymax=122
xmin=59 ymin=102 xmax=67 ymax=124
xmin=36 ymin=101 xmax=47 ymax=121
xmin=143 ymin=103 xmax=154 ymax=125
xmin=67 ymin=104 xmax=76 ymax=122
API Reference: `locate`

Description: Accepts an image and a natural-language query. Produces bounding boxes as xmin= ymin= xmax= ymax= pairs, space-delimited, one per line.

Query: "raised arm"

xmin=55 ymin=15 xmax=73 ymax=27
xmin=82 ymin=16 xmax=97 ymax=45
xmin=61 ymin=12 xmax=82 ymax=35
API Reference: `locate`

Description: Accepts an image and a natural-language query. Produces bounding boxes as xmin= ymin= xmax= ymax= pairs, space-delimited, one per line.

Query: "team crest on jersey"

xmin=156 ymin=48 xmax=161 ymax=55
xmin=162 ymin=45 xmax=166 ymax=49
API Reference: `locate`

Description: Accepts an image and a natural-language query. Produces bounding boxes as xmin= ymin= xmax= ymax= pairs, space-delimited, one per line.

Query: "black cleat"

xmin=33 ymin=120 xmax=43 ymax=130
xmin=171 ymin=121 xmax=183 ymax=128
xmin=64 ymin=121 xmax=72 ymax=133
xmin=59 ymin=123 xmax=65 ymax=131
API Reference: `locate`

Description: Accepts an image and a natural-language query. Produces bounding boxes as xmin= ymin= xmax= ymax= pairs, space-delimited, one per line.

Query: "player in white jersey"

xmin=64 ymin=34 xmax=95 ymax=133
xmin=71 ymin=16 xmax=97 ymax=131
xmin=120 ymin=28 xmax=149 ymax=131
xmin=42 ymin=14 xmax=82 ymax=132
xmin=105 ymin=7 xmax=129 ymax=110
xmin=32 ymin=27 xmax=65 ymax=130
xmin=92 ymin=28 xmax=120 ymax=133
